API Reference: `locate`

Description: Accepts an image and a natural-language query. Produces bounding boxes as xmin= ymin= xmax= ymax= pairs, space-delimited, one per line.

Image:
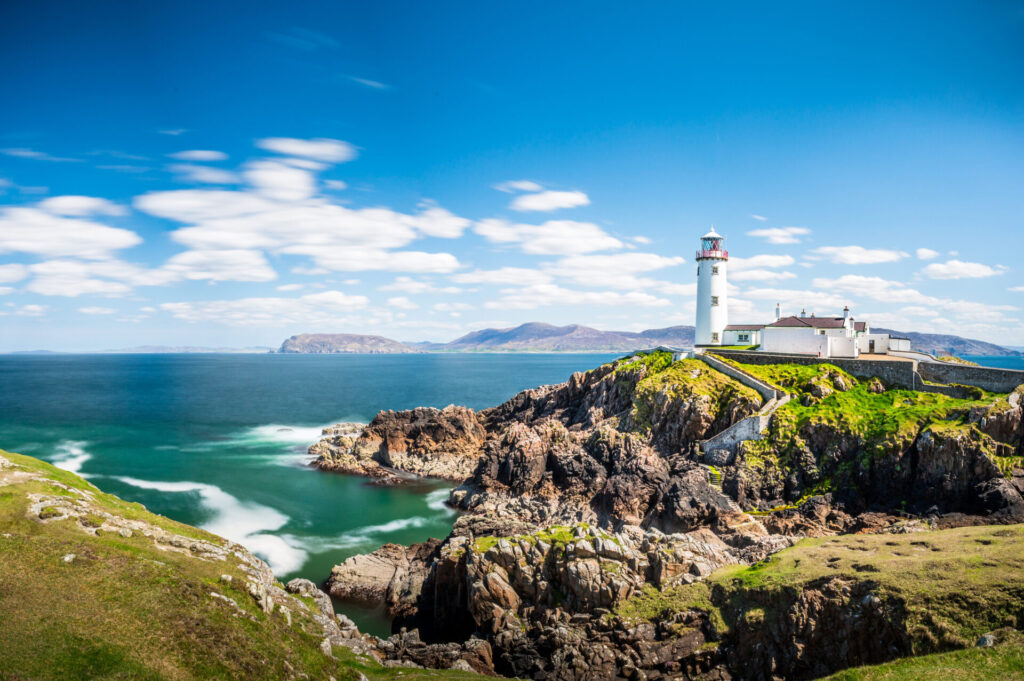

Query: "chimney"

xmin=775 ymin=302 xmax=781 ymax=320
xmin=843 ymin=305 xmax=850 ymax=319
xmin=810 ymin=312 xmax=815 ymax=318
xmin=800 ymin=308 xmax=806 ymax=318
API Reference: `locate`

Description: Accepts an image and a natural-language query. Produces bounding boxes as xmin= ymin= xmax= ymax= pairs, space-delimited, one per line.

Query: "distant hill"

xmin=874 ymin=328 xmax=1019 ymax=357
xmin=426 ymin=322 xmax=695 ymax=352
xmin=274 ymin=323 xmax=1017 ymax=356
xmin=277 ymin=333 xmax=418 ymax=354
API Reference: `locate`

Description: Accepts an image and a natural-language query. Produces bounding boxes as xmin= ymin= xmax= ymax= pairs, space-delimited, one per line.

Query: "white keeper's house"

xmin=694 ymin=228 xmax=911 ymax=359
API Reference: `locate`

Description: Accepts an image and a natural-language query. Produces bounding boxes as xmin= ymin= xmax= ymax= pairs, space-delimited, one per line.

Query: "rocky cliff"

xmin=312 ymin=351 xmax=1024 ymax=679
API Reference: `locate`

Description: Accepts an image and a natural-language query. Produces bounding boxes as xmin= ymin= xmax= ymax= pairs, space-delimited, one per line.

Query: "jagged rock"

xmin=326 ymin=540 xmax=440 ymax=619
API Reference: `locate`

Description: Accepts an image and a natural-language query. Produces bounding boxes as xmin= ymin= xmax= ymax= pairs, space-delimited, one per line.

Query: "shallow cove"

xmin=0 ymin=352 xmax=617 ymax=635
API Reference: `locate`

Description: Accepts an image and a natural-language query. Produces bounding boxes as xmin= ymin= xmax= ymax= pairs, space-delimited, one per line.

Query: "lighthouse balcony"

xmin=696 ymin=249 xmax=728 ymax=260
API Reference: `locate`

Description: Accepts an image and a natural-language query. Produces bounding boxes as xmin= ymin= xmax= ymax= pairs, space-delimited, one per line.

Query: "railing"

xmin=696 ymin=249 xmax=728 ymax=260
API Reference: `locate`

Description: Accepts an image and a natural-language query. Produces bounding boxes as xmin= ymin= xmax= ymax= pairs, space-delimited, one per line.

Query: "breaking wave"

xmin=113 ymin=476 xmax=306 ymax=574
xmin=50 ymin=441 xmax=92 ymax=476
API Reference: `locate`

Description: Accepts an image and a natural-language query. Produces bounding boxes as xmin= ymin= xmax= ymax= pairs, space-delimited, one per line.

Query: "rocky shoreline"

xmin=308 ymin=352 xmax=1024 ymax=679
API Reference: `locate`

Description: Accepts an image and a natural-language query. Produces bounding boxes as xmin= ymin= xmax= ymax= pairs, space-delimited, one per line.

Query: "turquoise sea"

xmin=0 ymin=352 xmax=618 ymax=634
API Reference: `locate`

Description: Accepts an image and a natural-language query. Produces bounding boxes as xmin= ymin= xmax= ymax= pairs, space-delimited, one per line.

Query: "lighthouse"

xmin=695 ymin=228 xmax=728 ymax=346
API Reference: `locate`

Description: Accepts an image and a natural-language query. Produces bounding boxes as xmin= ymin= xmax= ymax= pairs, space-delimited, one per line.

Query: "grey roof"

xmin=724 ymin=324 xmax=765 ymax=331
xmin=767 ymin=315 xmax=847 ymax=329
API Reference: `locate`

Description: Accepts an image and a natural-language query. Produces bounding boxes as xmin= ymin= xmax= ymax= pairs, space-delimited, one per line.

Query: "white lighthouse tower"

xmin=695 ymin=227 xmax=728 ymax=346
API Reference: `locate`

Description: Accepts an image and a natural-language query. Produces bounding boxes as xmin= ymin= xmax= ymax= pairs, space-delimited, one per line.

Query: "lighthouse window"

xmin=712 ymin=266 xmax=719 ymax=275
xmin=738 ymin=334 xmax=749 ymax=342
xmin=711 ymin=296 xmax=719 ymax=306
xmin=711 ymin=332 xmax=720 ymax=342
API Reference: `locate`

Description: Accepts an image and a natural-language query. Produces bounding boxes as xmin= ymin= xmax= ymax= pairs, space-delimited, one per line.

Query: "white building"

xmin=693 ymin=230 xmax=911 ymax=359
xmin=694 ymin=228 xmax=729 ymax=346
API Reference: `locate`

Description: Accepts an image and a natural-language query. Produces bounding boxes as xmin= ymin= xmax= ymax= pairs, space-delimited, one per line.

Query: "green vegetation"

xmin=721 ymin=361 xmax=1002 ymax=481
xmin=822 ymin=632 xmax=1024 ymax=681
xmin=937 ymin=356 xmax=980 ymax=366
xmin=612 ymin=351 xmax=763 ymax=433
xmin=0 ymin=449 xmax=485 ymax=681
xmin=472 ymin=523 xmax=611 ymax=555
xmin=614 ymin=524 xmax=1024 ymax=658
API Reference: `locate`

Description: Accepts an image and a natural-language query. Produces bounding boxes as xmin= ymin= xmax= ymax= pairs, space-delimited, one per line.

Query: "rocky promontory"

xmin=312 ymin=350 xmax=1024 ymax=679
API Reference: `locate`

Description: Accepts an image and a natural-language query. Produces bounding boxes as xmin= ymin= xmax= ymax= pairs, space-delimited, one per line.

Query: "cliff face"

xmin=311 ymin=352 xmax=1024 ymax=679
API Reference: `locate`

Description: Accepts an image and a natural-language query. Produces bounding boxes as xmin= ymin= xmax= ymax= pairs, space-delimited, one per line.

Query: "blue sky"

xmin=1 ymin=1 xmax=1022 ymax=350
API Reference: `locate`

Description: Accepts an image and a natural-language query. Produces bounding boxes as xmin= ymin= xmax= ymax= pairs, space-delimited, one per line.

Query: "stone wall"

xmin=918 ymin=362 xmax=1024 ymax=393
xmin=697 ymin=352 xmax=780 ymax=401
xmin=710 ymin=351 xmax=920 ymax=390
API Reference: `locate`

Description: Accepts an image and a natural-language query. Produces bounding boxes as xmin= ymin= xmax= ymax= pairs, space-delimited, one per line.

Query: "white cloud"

xmin=255 ymin=137 xmax=357 ymax=163
xmin=324 ymin=179 xmax=347 ymax=190
xmin=493 ymin=180 xmax=543 ymax=193
xmin=169 ymin=150 xmax=228 ymax=161
xmin=15 ymin=304 xmax=46 ymax=316
xmin=380 ymin=276 xmax=461 ymax=294
xmin=1 ymin=148 xmax=79 ymax=162
xmin=811 ymin=246 xmax=909 ymax=265
xmin=349 ymin=76 xmax=389 ymax=89
xmin=485 ymin=284 xmax=671 ymax=310
xmin=747 ymin=227 xmax=809 ymax=244
xmin=451 ymin=267 xmax=553 ymax=286
xmin=158 ymin=129 xmax=187 ymax=136
xmin=898 ymin=306 xmax=940 ymax=317
xmin=433 ymin=302 xmax=472 ymax=312
xmin=730 ymin=269 xmax=797 ymax=282
xmin=137 ymin=185 xmax=465 ymax=273
xmin=169 ymin=164 xmax=239 ymax=184
xmin=0 ymin=264 xmax=28 ymax=283
xmin=730 ymin=254 xmax=795 ymax=271
xmin=161 ymin=249 xmax=277 ymax=282
xmin=510 ymin=189 xmax=589 ymax=212
xmin=276 ymin=283 xmax=303 ymax=291
xmin=387 ymin=296 xmax=418 ymax=310
xmin=0 ymin=205 xmax=141 ymax=259
xmin=25 ymin=260 xmax=141 ymax=297
xmin=916 ymin=248 xmax=940 ymax=260
xmin=543 ymin=252 xmax=685 ymax=289
xmin=0 ymin=287 xmax=13 ymax=295
xmin=741 ymin=287 xmax=850 ymax=311
xmin=160 ymin=290 xmax=369 ymax=326
xmin=37 ymin=195 xmax=127 ymax=217
xmin=474 ymin=218 xmax=622 ymax=255
xmin=750 ymin=214 xmax=768 ymax=221
xmin=243 ymin=160 xmax=315 ymax=201
xmin=1010 ymin=286 xmax=1024 ymax=293
xmin=632 ymin=236 xmax=652 ymax=245
xmin=78 ymin=306 xmax=116 ymax=315
xmin=921 ymin=260 xmax=1007 ymax=280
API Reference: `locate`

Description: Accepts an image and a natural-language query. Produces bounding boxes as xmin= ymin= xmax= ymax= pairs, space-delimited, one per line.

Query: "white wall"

xmin=857 ymin=334 xmax=892 ymax=354
xmin=695 ymin=256 xmax=729 ymax=345
xmin=722 ymin=329 xmax=760 ymax=346
xmin=828 ymin=336 xmax=860 ymax=358
xmin=761 ymin=327 xmax=830 ymax=356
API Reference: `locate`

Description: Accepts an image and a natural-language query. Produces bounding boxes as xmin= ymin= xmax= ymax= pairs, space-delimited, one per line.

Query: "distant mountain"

xmin=427 ymin=322 xmax=695 ymax=352
xmin=874 ymin=328 xmax=1019 ymax=357
xmin=277 ymin=334 xmax=418 ymax=354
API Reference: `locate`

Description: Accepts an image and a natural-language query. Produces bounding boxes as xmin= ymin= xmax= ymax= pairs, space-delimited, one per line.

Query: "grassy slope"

xmin=716 ymin=360 xmax=1016 ymax=479
xmin=614 ymin=523 xmax=1024 ymax=679
xmin=0 ymin=449 xmax=482 ymax=681
xmin=612 ymin=352 xmax=763 ymax=431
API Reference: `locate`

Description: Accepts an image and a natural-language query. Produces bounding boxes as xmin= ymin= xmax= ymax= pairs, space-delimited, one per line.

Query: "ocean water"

xmin=0 ymin=352 xmax=618 ymax=635
xmin=962 ymin=355 xmax=1024 ymax=371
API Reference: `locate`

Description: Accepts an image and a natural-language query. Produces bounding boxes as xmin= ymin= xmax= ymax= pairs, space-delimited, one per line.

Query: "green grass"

xmin=0 ymin=449 xmax=487 ymax=681
xmin=613 ymin=524 xmax=1024 ymax=657
xmin=822 ymin=635 xmax=1024 ymax=680
xmin=611 ymin=351 xmax=763 ymax=433
xmin=726 ymin=362 xmax=1002 ymax=481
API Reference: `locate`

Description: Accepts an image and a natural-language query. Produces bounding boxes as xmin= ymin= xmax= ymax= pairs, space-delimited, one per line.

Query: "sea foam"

xmin=114 ymin=476 xmax=307 ymax=574
xmin=50 ymin=441 xmax=92 ymax=476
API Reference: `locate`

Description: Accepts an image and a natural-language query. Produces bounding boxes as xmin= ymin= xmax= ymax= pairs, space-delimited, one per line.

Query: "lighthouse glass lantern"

xmin=695 ymin=228 xmax=729 ymax=346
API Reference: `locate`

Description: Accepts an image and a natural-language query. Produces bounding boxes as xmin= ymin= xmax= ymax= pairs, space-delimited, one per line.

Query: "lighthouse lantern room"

xmin=695 ymin=228 xmax=729 ymax=346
